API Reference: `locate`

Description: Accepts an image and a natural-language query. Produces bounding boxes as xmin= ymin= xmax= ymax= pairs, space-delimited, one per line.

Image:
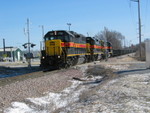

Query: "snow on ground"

xmin=3 ymin=75 xmax=103 ymax=113
xmin=103 ymin=64 xmax=130 ymax=71
xmin=59 ymin=73 xmax=150 ymax=113
xmin=3 ymin=102 xmax=34 ymax=113
xmin=4 ymin=80 xmax=84 ymax=113
xmin=2 ymin=61 xmax=150 ymax=113
xmin=4 ymin=73 xmax=150 ymax=113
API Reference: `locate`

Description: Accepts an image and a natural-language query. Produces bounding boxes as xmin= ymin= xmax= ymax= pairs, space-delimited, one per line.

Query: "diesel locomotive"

xmin=40 ymin=30 xmax=112 ymax=68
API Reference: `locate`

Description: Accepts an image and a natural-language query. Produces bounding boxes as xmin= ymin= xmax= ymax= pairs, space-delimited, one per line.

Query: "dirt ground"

xmin=0 ymin=54 xmax=150 ymax=113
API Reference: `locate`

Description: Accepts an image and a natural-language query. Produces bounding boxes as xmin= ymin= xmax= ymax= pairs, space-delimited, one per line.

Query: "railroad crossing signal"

xmin=22 ymin=42 xmax=36 ymax=68
xmin=22 ymin=43 xmax=36 ymax=48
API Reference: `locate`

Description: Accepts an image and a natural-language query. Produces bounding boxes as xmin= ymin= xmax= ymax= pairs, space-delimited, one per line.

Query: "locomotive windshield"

xmin=44 ymin=31 xmax=70 ymax=42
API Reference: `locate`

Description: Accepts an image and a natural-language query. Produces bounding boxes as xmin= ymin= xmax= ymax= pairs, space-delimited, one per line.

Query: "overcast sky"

xmin=0 ymin=0 xmax=150 ymax=50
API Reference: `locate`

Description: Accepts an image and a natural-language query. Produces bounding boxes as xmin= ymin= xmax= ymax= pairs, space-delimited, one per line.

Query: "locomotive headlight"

xmin=42 ymin=56 xmax=45 ymax=59
xmin=58 ymin=56 xmax=60 ymax=58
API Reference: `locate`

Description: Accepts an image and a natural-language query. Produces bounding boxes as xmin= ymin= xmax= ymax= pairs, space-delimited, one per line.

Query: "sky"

xmin=0 ymin=0 xmax=150 ymax=50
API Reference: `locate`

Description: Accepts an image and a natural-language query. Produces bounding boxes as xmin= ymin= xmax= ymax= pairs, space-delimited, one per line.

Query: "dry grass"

xmin=86 ymin=65 xmax=114 ymax=77
xmin=79 ymin=65 xmax=117 ymax=102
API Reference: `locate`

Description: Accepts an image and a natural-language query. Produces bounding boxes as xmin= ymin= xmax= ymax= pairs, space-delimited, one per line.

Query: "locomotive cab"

xmin=44 ymin=31 xmax=71 ymax=55
xmin=41 ymin=31 xmax=72 ymax=67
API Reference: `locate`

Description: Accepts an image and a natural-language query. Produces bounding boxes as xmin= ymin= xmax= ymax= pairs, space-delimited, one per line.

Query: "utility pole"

xmin=27 ymin=18 xmax=31 ymax=67
xmin=131 ymin=0 xmax=142 ymax=60
xmin=67 ymin=23 xmax=71 ymax=31
xmin=138 ymin=0 xmax=142 ymax=60
xmin=22 ymin=19 xmax=36 ymax=67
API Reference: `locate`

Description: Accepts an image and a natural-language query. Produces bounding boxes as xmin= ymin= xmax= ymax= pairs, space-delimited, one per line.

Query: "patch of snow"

xmin=5 ymin=80 xmax=85 ymax=113
xmin=74 ymin=65 xmax=89 ymax=75
xmin=104 ymin=64 xmax=129 ymax=70
xmin=4 ymin=102 xmax=34 ymax=113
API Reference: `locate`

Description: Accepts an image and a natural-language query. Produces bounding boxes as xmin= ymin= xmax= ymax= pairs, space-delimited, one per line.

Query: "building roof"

xmin=0 ymin=47 xmax=20 ymax=52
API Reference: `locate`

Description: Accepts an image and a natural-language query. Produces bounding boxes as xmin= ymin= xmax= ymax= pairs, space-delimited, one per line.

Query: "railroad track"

xmin=0 ymin=66 xmax=64 ymax=87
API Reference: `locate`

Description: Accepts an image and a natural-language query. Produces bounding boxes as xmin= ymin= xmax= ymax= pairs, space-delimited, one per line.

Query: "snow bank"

xmin=4 ymin=102 xmax=34 ymax=113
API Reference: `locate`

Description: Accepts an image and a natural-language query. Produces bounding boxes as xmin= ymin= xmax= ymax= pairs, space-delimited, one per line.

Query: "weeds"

xmin=86 ymin=65 xmax=114 ymax=77
xmin=78 ymin=65 xmax=117 ymax=102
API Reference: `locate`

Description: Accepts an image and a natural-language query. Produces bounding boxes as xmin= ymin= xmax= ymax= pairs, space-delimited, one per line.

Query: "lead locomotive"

xmin=40 ymin=30 xmax=112 ymax=68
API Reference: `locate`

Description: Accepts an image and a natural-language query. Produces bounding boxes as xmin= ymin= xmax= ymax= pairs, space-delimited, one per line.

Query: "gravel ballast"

xmin=0 ymin=68 xmax=83 ymax=112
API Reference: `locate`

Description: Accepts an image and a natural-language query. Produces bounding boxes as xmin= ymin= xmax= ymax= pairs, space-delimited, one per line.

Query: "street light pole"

xmin=39 ymin=25 xmax=44 ymax=38
xmin=67 ymin=23 xmax=71 ymax=31
xmin=3 ymin=38 xmax=5 ymax=54
xmin=39 ymin=25 xmax=45 ymax=50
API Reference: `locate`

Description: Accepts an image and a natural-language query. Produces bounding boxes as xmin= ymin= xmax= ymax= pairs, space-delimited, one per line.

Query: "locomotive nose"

xmin=45 ymin=40 xmax=62 ymax=56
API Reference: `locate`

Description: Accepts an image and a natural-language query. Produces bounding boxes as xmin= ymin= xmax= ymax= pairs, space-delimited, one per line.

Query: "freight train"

xmin=40 ymin=30 xmax=112 ymax=68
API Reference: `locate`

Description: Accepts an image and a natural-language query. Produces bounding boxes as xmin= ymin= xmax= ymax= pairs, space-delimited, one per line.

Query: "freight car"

xmin=40 ymin=30 xmax=111 ymax=68
xmin=112 ymin=49 xmax=134 ymax=57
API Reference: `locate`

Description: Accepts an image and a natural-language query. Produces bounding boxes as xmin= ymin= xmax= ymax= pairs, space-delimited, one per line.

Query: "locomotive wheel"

xmin=61 ymin=63 xmax=69 ymax=69
xmin=85 ymin=56 xmax=91 ymax=62
xmin=94 ymin=55 xmax=98 ymax=61
xmin=67 ymin=58 xmax=73 ymax=67
xmin=71 ymin=57 xmax=77 ymax=66
xmin=59 ymin=57 xmax=73 ymax=69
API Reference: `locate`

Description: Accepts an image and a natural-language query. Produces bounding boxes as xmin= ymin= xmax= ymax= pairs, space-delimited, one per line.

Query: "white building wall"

xmin=146 ymin=41 xmax=150 ymax=68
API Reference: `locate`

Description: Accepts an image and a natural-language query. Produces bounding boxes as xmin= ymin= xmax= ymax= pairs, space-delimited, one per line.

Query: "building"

xmin=0 ymin=47 xmax=23 ymax=62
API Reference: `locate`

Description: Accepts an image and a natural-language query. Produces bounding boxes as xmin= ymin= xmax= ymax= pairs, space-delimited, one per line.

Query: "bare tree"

xmin=95 ymin=27 xmax=124 ymax=49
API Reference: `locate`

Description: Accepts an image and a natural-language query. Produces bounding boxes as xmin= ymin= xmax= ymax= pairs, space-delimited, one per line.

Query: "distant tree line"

xmin=95 ymin=27 xmax=125 ymax=50
xmin=95 ymin=27 xmax=149 ymax=61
